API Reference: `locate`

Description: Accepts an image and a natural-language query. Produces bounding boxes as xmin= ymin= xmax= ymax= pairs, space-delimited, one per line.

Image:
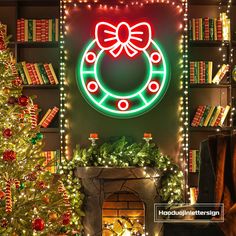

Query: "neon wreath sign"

xmin=77 ymin=21 xmax=170 ymax=118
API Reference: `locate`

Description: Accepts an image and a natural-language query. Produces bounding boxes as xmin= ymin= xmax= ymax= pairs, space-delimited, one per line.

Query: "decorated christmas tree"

xmin=0 ymin=24 xmax=73 ymax=235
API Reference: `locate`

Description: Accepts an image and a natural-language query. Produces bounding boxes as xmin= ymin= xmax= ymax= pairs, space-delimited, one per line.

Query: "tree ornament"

xmin=36 ymin=181 xmax=47 ymax=190
xmin=27 ymin=172 xmax=37 ymax=181
xmin=7 ymin=96 xmax=16 ymax=105
xmin=3 ymin=87 xmax=10 ymax=94
xmin=62 ymin=213 xmax=71 ymax=225
xmin=3 ymin=150 xmax=16 ymax=161
xmin=0 ymin=190 xmax=5 ymax=200
xmin=2 ymin=128 xmax=13 ymax=138
xmin=49 ymin=212 xmax=58 ymax=221
xmin=12 ymin=78 xmax=22 ymax=87
xmin=0 ymin=218 xmax=8 ymax=228
xmin=36 ymin=132 xmax=43 ymax=140
xmin=18 ymin=95 xmax=29 ymax=107
xmin=31 ymin=138 xmax=37 ymax=145
xmin=32 ymin=218 xmax=45 ymax=231
xmin=42 ymin=195 xmax=50 ymax=204
xmin=19 ymin=183 xmax=25 ymax=190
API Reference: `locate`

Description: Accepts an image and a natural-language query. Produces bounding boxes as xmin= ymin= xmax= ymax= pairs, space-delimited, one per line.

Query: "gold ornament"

xmin=49 ymin=212 xmax=58 ymax=221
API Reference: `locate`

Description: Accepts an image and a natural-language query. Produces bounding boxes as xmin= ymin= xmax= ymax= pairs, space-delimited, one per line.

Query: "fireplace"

xmin=75 ymin=167 xmax=163 ymax=236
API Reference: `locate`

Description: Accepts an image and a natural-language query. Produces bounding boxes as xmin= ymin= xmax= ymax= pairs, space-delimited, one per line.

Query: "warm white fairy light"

xmin=60 ymin=0 xmax=188 ymax=233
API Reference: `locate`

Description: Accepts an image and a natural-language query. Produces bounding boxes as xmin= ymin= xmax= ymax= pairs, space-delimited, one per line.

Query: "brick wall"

xmin=102 ymin=192 xmax=145 ymax=225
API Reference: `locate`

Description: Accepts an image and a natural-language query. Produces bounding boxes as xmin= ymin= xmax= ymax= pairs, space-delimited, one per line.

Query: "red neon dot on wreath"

xmin=150 ymin=52 xmax=162 ymax=64
xmin=148 ymin=81 xmax=160 ymax=93
xmin=85 ymin=52 xmax=97 ymax=64
xmin=87 ymin=81 xmax=99 ymax=93
xmin=117 ymin=99 xmax=130 ymax=111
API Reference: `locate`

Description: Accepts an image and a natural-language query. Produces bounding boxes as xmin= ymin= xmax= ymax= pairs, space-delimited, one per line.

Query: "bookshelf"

xmin=0 ymin=0 xmax=60 ymax=152
xmin=188 ymin=0 xmax=235 ymax=196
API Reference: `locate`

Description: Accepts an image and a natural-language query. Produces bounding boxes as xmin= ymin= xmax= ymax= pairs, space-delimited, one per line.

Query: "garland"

xmin=71 ymin=137 xmax=184 ymax=204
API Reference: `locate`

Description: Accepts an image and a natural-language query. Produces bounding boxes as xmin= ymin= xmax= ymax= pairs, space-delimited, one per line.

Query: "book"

xmin=203 ymin=106 xmax=215 ymax=126
xmin=48 ymin=63 xmax=59 ymax=84
xmin=190 ymin=187 xmax=198 ymax=205
xmin=220 ymin=105 xmax=230 ymax=127
xmin=212 ymin=64 xmax=229 ymax=84
xmin=44 ymin=63 xmax=56 ymax=85
xmin=39 ymin=109 xmax=52 ymax=126
xmin=37 ymin=63 xmax=50 ymax=84
xmin=22 ymin=61 xmax=32 ymax=84
xmin=41 ymin=107 xmax=59 ymax=128
xmin=16 ymin=63 xmax=28 ymax=85
xmin=199 ymin=105 xmax=210 ymax=126
xmin=191 ymin=105 xmax=206 ymax=127
xmin=210 ymin=106 xmax=222 ymax=126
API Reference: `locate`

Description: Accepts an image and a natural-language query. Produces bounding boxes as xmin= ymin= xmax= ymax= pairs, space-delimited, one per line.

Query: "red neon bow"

xmin=95 ymin=21 xmax=152 ymax=58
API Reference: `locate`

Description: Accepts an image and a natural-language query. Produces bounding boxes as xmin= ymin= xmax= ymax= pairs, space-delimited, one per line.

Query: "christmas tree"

xmin=0 ymin=24 xmax=72 ymax=235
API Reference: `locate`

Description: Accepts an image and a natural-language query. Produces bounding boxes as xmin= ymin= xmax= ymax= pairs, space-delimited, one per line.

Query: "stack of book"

xmin=41 ymin=150 xmax=60 ymax=173
xmin=189 ymin=150 xmax=200 ymax=173
xmin=190 ymin=187 xmax=198 ymax=205
xmin=191 ymin=105 xmax=230 ymax=127
xmin=190 ymin=61 xmax=213 ymax=84
xmin=189 ymin=17 xmax=222 ymax=41
xmin=39 ymin=107 xmax=59 ymax=128
xmin=17 ymin=18 xmax=59 ymax=42
xmin=16 ymin=62 xmax=59 ymax=85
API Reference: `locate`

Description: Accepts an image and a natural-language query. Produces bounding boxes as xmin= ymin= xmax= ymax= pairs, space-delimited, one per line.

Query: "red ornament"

xmin=2 ymin=128 xmax=12 ymax=138
xmin=36 ymin=181 xmax=47 ymax=190
xmin=12 ymin=78 xmax=23 ymax=87
xmin=18 ymin=95 xmax=29 ymax=107
xmin=0 ymin=218 xmax=8 ymax=228
xmin=62 ymin=212 xmax=71 ymax=225
xmin=0 ymin=190 xmax=5 ymax=200
xmin=3 ymin=150 xmax=16 ymax=162
xmin=32 ymin=218 xmax=45 ymax=231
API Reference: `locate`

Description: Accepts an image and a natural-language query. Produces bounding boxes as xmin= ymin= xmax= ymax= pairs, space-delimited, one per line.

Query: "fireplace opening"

xmin=102 ymin=191 xmax=145 ymax=235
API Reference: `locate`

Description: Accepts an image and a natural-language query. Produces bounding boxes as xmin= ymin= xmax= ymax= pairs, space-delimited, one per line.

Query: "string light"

xmin=60 ymin=0 xmax=188 ymax=233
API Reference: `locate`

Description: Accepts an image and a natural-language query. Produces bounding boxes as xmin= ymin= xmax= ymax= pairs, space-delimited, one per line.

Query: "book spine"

xmin=31 ymin=64 xmax=41 ymax=85
xmin=38 ymin=63 xmax=50 ymax=84
xmin=36 ymin=19 xmax=42 ymax=42
xmin=195 ymin=18 xmax=199 ymax=40
xmin=192 ymin=150 xmax=196 ymax=172
xmin=28 ymin=19 xmax=33 ymax=42
xmin=209 ymin=18 xmax=214 ymax=40
xmin=217 ymin=18 xmax=223 ymax=41
xmin=214 ymin=107 xmax=224 ymax=126
xmin=41 ymin=107 xmax=59 ymax=128
xmin=190 ymin=62 xmax=195 ymax=84
xmin=204 ymin=17 xmax=210 ymax=40
xmin=199 ymin=61 xmax=204 ymax=84
xmin=16 ymin=63 xmax=28 ymax=85
xmin=17 ymin=19 xmax=21 ymax=42
xmin=191 ymin=105 xmax=205 ymax=127
xmin=189 ymin=150 xmax=193 ymax=172
xmin=45 ymin=19 xmax=49 ymax=42
xmin=21 ymin=19 xmax=25 ymax=42
xmin=199 ymin=105 xmax=210 ymax=126
xmin=26 ymin=63 xmax=36 ymax=85
xmin=55 ymin=19 xmax=59 ymax=42
xmin=43 ymin=64 xmax=55 ymax=84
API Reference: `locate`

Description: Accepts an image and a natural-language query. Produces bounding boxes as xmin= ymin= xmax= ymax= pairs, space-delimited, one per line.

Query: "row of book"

xmin=41 ymin=150 xmax=59 ymax=173
xmin=190 ymin=61 xmax=213 ymax=84
xmin=190 ymin=62 xmax=229 ymax=84
xmin=16 ymin=62 xmax=59 ymax=85
xmin=17 ymin=18 xmax=59 ymax=42
xmin=189 ymin=150 xmax=200 ymax=173
xmin=189 ymin=17 xmax=223 ymax=41
xmin=190 ymin=187 xmax=198 ymax=205
xmin=191 ymin=105 xmax=230 ymax=127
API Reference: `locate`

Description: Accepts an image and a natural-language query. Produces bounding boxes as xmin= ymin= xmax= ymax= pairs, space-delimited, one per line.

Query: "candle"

xmin=90 ymin=133 xmax=98 ymax=139
xmin=144 ymin=133 xmax=152 ymax=138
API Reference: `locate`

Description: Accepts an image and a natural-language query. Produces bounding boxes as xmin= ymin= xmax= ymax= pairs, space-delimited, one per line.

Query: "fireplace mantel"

xmin=75 ymin=167 xmax=163 ymax=236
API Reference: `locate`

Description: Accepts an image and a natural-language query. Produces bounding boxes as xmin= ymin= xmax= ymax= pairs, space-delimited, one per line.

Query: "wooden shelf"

xmin=189 ymin=83 xmax=230 ymax=88
xmin=23 ymin=85 xmax=59 ymax=89
xmin=189 ymin=40 xmax=228 ymax=47
xmin=16 ymin=42 xmax=59 ymax=48
xmin=40 ymin=128 xmax=60 ymax=133
xmin=190 ymin=127 xmax=231 ymax=132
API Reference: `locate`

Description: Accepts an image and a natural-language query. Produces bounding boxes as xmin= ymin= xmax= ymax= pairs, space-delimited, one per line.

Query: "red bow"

xmin=95 ymin=21 xmax=152 ymax=58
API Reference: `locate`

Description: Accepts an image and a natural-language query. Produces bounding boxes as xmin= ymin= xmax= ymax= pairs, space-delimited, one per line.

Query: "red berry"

xmin=3 ymin=150 xmax=16 ymax=162
xmin=18 ymin=95 xmax=29 ymax=107
xmin=32 ymin=218 xmax=45 ymax=231
xmin=2 ymin=128 xmax=12 ymax=138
